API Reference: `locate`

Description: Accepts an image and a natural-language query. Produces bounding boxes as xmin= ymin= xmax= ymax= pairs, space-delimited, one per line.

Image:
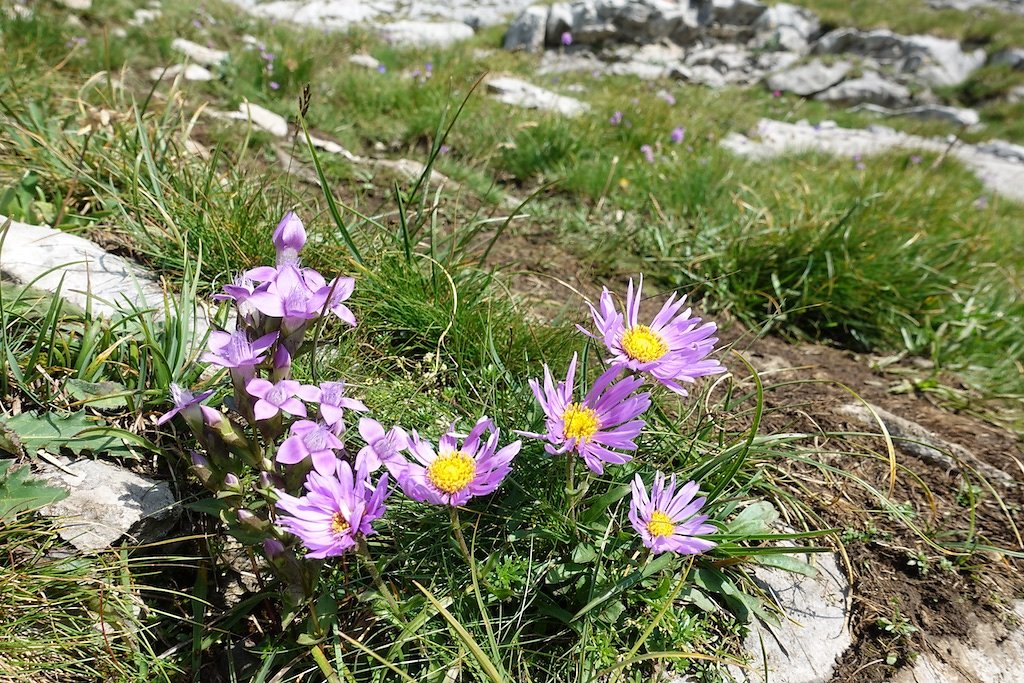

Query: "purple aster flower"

xmin=670 ymin=126 xmax=685 ymax=144
xmin=641 ymin=144 xmax=655 ymax=163
xmin=561 ymin=31 xmax=573 ymax=46
xmin=245 ymin=378 xmax=308 ymax=420
xmin=522 ymin=354 xmax=650 ymax=474
xmin=609 ymin=111 xmax=623 ymax=126
xmin=157 ymin=383 xmax=218 ymax=425
xmin=583 ymin=275 xmax=724 ymax=395
xmin=629 ymin=472 xmax=716 ymax=555
xmin=272 ymin=212 xmax=306 ymax=264
xmin=310 ymin=381 xmax=367 ymax=430
xmin=357 ymin=417 xmax=409 ymax=472
xmin=202 ymin=330 xmax=278 ymax=369
xmin=275 ymin=462 xmax=389 ymax=558
xmin=391 ymin=417 xmax=520 ymax=506
xmin=277 ymin=420 xmax=343 ymax=475
xmin=324 ymin=276 xmax=356 ymax=326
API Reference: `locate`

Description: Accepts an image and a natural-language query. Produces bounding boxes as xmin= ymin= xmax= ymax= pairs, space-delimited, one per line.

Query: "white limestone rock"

xmin=753 ymin=3 xmax=820 ymax=53
xmin=148 ymin=64 xmax=215 ymax=82
xmin=348 ymin=54 xmax=382 ymax=70
xmin=377 ymin=20 xmax=474 ymax=48
xmin=814 ymin=71 xmax=912 ymax=107
xmin=504 ymin=4 xmax=549 ymax=52
xmin=765 ymin=59 xmax=850 ymax=96
xmin=226 ymin=102 xmax=289 ymax=137
xmin=37 ymin=457 xmax=177 ymax=552
xmin=171 ymin=38 xmax=228 ymax=66
xmin=485 ymin=76 xmax=590 ymax=116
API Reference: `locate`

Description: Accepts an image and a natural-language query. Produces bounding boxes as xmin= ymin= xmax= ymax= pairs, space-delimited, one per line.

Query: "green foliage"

xmin=0 ymin=459 xmax=67 ymax=522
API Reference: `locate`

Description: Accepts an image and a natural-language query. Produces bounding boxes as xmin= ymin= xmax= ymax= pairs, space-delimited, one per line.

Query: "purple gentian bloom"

xmin=629 ymin=472 xmax=717 ymax=555
xmin=377 ymin=64 xmax=387 ymax=74
xmin=561 ymin=31 xmax=572 ymax=46
xmin=269 ymin=81 xmax=280 ymax=90
xmin=582 ymin=275 xmax=724 ymax=395
xmin=212 ymin=273 xmax=257 ymax=304
xmin=641 ymin=144 xmax=655 ymax=163
xmin=275 ymin=462 xmax=389 ymax=558
xmin=202 ymin=330 xmax=278 ymax=369
xmin=670 ymin=127 xmax=685 ymax=144
xmin=324 ymin=277 xmax=356 ymax=326
xmin=610 ymin=111 xmax=623 ymax=125
xmin=658 ymin=91 xmax=676 ymax=105
xmin=910 ymin=154 xmax=922 ymax=165
xmin=277 ymin=420 xmax=344 ymax=475
xmin=522 ymin=355 xmax=650 ymax=474
xmin=357 ymin=417 xmax=409 ymax=472
xmin=391 ymin=417 xmax=520 ymax=506
xmin=157 ymin=383 xmax=218 ymax=425
xmin=247 ymin=265 xmax=329 ymax=328
xmin=311 ymin=381 xmax=367 ymax=429
xmin=245 ymin=378 xmax=308 ymax=420
xmin=272 ymin=212 xmax=306 ymax=264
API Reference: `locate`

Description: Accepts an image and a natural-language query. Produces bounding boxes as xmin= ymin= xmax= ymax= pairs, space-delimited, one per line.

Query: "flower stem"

xmin=356 ymin=537 xmax=403 ymax=620
xmin=449 ymin=507 xmax=504 ymax=673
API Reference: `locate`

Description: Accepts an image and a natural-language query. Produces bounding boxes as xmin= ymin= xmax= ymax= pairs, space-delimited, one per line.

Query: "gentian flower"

xmin=670 ymin=126 xmax=685 ymax=144
xmin=523 ymin=354 xmax=650 ymax=474
xmin=202 ymin=330 xmax=278 ymax=369
xmin=277 ymin=420 xmax=343 ymax=475
xmin=157 ymin=384 xmax=218 ymax=425
xmin=641 ymin=144 xmax=655 ymax=163
xmin=561 ymin=31 xmax=572 ymax=46
xmin=629 ymin=472 xmax=716 ymax=555
xmin=357 ymin=418 xmax=409 ymax=472
xmin=245 ymin=378 xmax=309 ymax=420
xmin=324 ymin=276 xmax=356 ymax=326
xmin=583 ymin=275 xmax=723 ymax=395
xmin=610 ymin=111 xmax=623 ymax=125
xmin=275 ymin=462 xmax=389 ymax=558
xmin=310 ymin=381 xmax=368 ymax=431
xmin=247 ymin=264 xmax=329 ymax=329
xmin=272 ymin=211 xmax=305 ymax=265
xmin=392 ymin=417 xmax=520 ymax=506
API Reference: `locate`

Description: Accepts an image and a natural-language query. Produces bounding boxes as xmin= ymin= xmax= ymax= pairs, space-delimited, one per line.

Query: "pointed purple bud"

xmin=273 ymin=344 xmax=291 ymax=370
xmin=224 ymin=472 xmax=241 ymax=489
xmin=191 ymin=452 xmax=210 ymax=470
xmin=237 ymin=509 xmax=257 ymax=525
xmin=259 ymin=472 xmax=274 ymax=489
xmin=272 ymin=211 xmax=306 ymax=264
xmin=263 ymin=538 xmax=285 ymax=557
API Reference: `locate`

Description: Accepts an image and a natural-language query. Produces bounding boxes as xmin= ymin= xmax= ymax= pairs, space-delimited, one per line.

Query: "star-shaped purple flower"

xmin=357 ymin=417 xmax=409 ymax=472
xmin=202 ymin=330 xmax=278 ymax=369
xmin=245 ymin=378 xmax=311 ymax=420
xmin=277 ymin=420 xmax=343 ymax=475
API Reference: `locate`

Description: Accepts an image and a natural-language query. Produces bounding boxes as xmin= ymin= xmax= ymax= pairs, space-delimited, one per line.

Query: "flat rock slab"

xmin=149 ymin=64 xmax=214 ymax=82
xmin=720 ymin=119 xmax=1024 ymax=202
xmin=766 ymin=59 xmax=851 ymax=96
xmin=730 ymin=551 xmax=852 ymax=683
xmin=37 ymin=457 xmax=177 ymax=552
xmin=891 ymin=600 xmax=1024 ymax=683
xmin=226 ymin=0 xmax=534 ymax=29
xmin=171 ymin=38 xmax=228 ymax=66
xmin=486 ymin=76 xmax=590 ymax=116
xmin=377 ymin=20 xmax=474 ymax=47
xmin=0 ymin=215 xmax=167 ymax=319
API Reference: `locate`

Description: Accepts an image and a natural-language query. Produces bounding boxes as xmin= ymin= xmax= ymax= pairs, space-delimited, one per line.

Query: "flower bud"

xmin=237 ymin=509 xmax=257 ymax=526
xmin=223 ymin=472 xmax=241 ymax=491
xmin=272 ymin=211 xmax=306 ymax=264
xmin=263 ymin=538 xmax=285 ymax=558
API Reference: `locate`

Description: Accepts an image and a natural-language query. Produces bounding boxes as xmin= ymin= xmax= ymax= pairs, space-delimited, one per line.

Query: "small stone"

xmin=990 ymin=47 xmax=1024 ymax=70
xmin=129 ymin=8 xmax=161 ymax=26
xmin=709 ymin=0 xmax=767 ymax=26
xmin=766 ymin=59 xmax=851 ymax=96
xmin=171 ymin=37 xmax=228 ymax=66
xmin=485 ymin=76 xmax=590 ymax=116
xmin=814 ymin=71 xmax=911 ymax=107
xmin=57 ymin=0 xmax=91 ymax=9
xmin=348 ymin=54 xmax=381 ymax=70
xmin=37 ymin=458 xmax=177 ymax=552
xmin=148 ymin=64 xmax=214 ymax=82
xmin=228 ymin=102 xmax=289 ymax=137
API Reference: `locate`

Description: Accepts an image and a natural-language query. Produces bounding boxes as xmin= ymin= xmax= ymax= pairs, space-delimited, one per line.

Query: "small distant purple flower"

xmin=269 ymin=81 xmax=280 ymax=90
xmin=311 ymin=381 xmax=367 ymax=429
xmin=391 ymin=417 xmax=520 ymax=506
xmin=670 ymin=127 xmax=685 ymax=144
xmin=277 ymin=420 xmax=343 ymax=475
xmin=910 ymin=154 xmax=922 ymax=165
xmin=522 ymin=354 xmax=650 ymax=474
xmin=561 ymin=31 xmax=573 ymax=47
xmin=641 ymin=144 xmax=655 ymax=163
xmin=358 ymin=417 xmax=410 ymax=472
xmin=425 ymin=61 xmax=433 ymax=74
xmin=246 ymin=378 xmax=308 ymax=420
xmin=275 ymin=463 xmax=389 ymax=558
xmin=157 ymin=384 xmax=218 ymax=425
xmin=853 ymin=154 xmax=865 ymax=170
xmin=657 ymin=91 xmax=676 ymax=105
xmin=202 ymin=330 xmax=278 ymax=369
xmin=377 ymin=64 xmax=387 ymax=74
xmin=66 ymin=37 xmax=87 ymax=49
xmin=772 ymin=89 xmax=782 ymax=98
xmin=192 ymin=19 xmax=203 ymax=29
xmin=974 ymin=195 xmax=989 ymax=210
xmin=438 ymin=144 xmax=451 ymax=155
xmin=582 ymin=275 xmax=724 ymax=395
xmin=609 ymin=111 xmax=623 ymax=125
xmin=629 ymin=472 xmax=716 ymax=555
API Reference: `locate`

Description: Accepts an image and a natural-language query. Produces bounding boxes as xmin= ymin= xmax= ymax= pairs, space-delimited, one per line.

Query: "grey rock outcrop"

xmin=170 ymin=38 xmax=229 ymax=66
xmin=504 ymin=4 xmax=549 ymax=51
xmin=815 ymin=71 xmax=912 ymax=107
xmin=851 ymin=103 xmax=980 ymax=127
xmin=990 ymin=47 xmax=1024 ymax=69
xmin=766 ymin=59 xmax=851 ymax=96
xmin=753 ymin=3 xmax=819 ymax=52
xmin=485 ymin=76 xmax=590 ymax=116
xmin=37 ymin=458 xmax=177 ymax=552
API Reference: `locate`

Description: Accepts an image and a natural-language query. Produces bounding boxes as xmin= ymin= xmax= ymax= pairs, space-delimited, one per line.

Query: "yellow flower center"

xmin=427 ymin=451 xmax=477 ymax=494
xmin=331 ymin=512 xmax=350 ymax=536
xmin=621 ymin=325 xmax=669 ymax=363
xmin=562 ymin=403 xmax=600 ymax=443
xmin=647 ymin=511 xmax=675 ymax=538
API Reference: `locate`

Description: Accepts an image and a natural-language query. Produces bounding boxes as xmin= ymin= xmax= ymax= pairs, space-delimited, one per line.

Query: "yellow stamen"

xmin=621 ymin=325 xmax=669 ymax=363
xmin=427 ymin=451 xmax=477 ymax=494
xmin=562 ymin=403 xmax=600 ymax=443
xmin=647 ymin=511 xmax=675 ymax=538
xmin=331 ymin=512 xmax=350 ymax=536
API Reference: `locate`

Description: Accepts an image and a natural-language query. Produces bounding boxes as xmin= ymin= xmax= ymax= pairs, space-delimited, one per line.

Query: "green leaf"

xmin=5 ymin=411 xmax=133 ymax=457
xmin=727 ymin=501 xmax=779 ymax=536
xmin=572 ymin=553 xmax=674 ymax=621
xmin=67 ymin=379 xmax=130 ymax=410
xmin=0 ymin=459 xmax=68 ymax=522
xmin=755 ymin=553 xmax=820 ymax=578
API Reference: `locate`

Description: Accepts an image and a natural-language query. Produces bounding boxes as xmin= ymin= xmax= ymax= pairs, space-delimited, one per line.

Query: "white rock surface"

xmin=766 ymin=59 xmax=851 ymax=96
xmin=129 ymin=8 xmax=161 ymax=26
xmin=377 ymin=20 xmax=474 ymax=47
xmin=171 ymin=38 xmax=228 ymax=66
xmin=223 ymin=102 xmax=290 ymax=137
xmin=753 ymin=3 xmax=820 ymax=53
xmin=37 ymin=457 xmax=177 ymax=552
xmin=57 ymin=0 xmax=92 ymax=9
xmin=348 ymin=54 xmax=381 ymax=70
xmin=730 ymin=551 xmax=852 ymax=683
xmin=890 ymin=601 xmax=1024 ymax=683
xmin=226 ymin=0 xmax=533 ymax=29
xmin=815 ymin=71 xmax=912 ymax=107
xmin=851 ymin=103 xmax=980 ymax=127
xmin=0 ymin=215 xmax=167 ymax=319
xmin=504 ymin=4 xmax=549 ymax=51
xmin=721 ymin=119 xmax=1024 ymax=203
xmin=485 ymin=76 xmax=590 ymax=116
xmin=148 ymin=64 xmax=214 ymax=82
